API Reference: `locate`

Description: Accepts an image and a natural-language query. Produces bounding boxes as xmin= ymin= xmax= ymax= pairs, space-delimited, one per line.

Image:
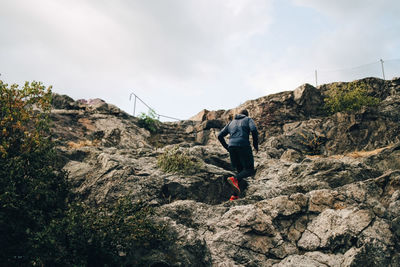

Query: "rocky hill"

xmin=51 ymin=77 xmax=400 ymax=266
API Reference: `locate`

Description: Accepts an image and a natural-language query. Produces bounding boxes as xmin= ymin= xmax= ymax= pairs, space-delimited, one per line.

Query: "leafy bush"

xmin=138 ymin=109 xmax=159 ymax=133
xmin=57 ymin=196 xmax=168 ymax=266
xmin=0 ymin=80 xmax=168 ymax=265
xmin=324 ymin=81 xmax=380 ymax=114
xmin=0 ymin=81 xmax=70 ymax=265
xmin=157 ymin=146 xmax=202 ymax=174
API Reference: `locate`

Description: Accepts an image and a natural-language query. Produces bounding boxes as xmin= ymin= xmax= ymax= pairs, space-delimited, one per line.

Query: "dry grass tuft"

xmin=345 ymin=146 xmax=389 ymax=158
xmin=67 ymin=140 xmax=99 ymax=149
xmin=78 ymin=118 xmax=96 ymax=131
xmin=306 ymin=145 xmax=393 ymax=160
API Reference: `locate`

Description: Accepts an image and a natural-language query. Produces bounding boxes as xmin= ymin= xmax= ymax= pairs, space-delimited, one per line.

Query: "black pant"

xmin=229 ymin=146 xmax=255 ymax=182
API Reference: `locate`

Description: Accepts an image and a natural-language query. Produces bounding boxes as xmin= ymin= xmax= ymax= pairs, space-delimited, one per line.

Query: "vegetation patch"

xmin=138 ymin=109 xmax=160 ymax=134
xmin=157 ymin=145 xmax=203 ymax=174
xmin=0 ymin=80 xmax=168 ymax=266
xmin=67 ymin=139 xmax=100 ymax=148
xmin=61 ymin=196 xmax=168 ymax=266
xmin=1 ymin=80 xmax=69 ymax=265
xmin=306 ymin=145 xmax=393 ymax=160
xmin=335 ymin=145 xmax=392 ymax=159
xmin=298 ymin=131 xmax=325 ymax=155
xmin=324 ymin=81 xmax=380 ymax=114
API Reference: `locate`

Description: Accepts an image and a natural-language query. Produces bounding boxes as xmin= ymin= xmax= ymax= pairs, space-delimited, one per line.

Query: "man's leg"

xmin=229 ymin=146 xmax=242 ymax=173
xmin=236 ymin=146 xmax=255 ymax=181
xmin=228 ymin=147 xmax=242 ymax=196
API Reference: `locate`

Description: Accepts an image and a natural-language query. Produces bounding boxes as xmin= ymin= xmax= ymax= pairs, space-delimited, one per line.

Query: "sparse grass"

xmin=344 ymin=147 xmax=389 ymax=158
xmin=334 ymin=146 xmax=391 ymax=159
xmin=157 ymin=145 xmax=202 ymax=174
xmin=67 ymin=140 xmax=100 ymax=149
xmin=78 ymin=118 xmax=96 ymax=131
xmin=298 ymin=131 xmax=325 ymax=155
xmin=324 ymin=81 xmax=380 ymax=114
xmin=306 ymin=145 xmax=393 ymax=159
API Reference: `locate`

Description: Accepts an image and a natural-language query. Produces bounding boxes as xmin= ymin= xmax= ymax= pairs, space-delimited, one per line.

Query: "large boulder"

xmin=293 ymin=83 xmax=324 ymax=117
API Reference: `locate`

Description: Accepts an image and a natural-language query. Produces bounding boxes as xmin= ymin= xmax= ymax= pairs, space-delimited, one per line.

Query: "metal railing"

xmin=313 ymin=58 xmax=399 ymax=87
xmin=129 ymin=92 xmax=181 ymax=121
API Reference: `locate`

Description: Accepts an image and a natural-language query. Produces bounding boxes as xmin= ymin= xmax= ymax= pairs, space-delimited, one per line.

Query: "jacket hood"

xmin=234 ymin=114 xmax=247 ymax=120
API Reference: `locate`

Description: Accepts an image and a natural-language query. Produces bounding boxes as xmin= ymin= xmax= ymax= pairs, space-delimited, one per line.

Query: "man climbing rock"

xmin=218 ymin=109 xmax=258 ymax=201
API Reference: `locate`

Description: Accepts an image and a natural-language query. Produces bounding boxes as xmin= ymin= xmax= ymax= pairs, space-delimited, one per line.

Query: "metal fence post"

xmin=380 ymin=59 xmax=385 ymax=80
xmin=129 ymin=93 xmax=137 ymax=116
xmin=133 ymin=95 xmax=137 ymax=116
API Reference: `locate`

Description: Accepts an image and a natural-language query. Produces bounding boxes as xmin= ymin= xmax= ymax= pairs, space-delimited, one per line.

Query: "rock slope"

xmin=52 ymin=77 xmax=400 ymax=266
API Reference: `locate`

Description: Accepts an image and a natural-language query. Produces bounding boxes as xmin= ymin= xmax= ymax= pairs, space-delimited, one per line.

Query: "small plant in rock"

xmin=157 ymin=146 xmax=202 ymax=174
xmin=324 ymin=81 xmax=380 ymax=114
xmin=298 ymin=131 xmax=325 ymax=155
xmin=138 ymin=109 xmax=159 ymax=134
xmin=67 ymin=139 xmax=100 ymax=148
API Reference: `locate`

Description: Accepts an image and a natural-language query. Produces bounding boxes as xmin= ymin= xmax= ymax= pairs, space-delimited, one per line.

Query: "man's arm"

xmin=217 ymin=125 xmax=229 ymax=151
xmin=251 ymin=131 xmax=258 ymax=152
xmin=249 ymin=118 xmax=259 ymax=152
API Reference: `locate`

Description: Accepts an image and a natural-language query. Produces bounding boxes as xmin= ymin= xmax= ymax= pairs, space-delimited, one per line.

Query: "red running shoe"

xmin=227 ymin=176 xmax=240 ymax=195
xmin=229 ymin=195 xmax=239 ymax=201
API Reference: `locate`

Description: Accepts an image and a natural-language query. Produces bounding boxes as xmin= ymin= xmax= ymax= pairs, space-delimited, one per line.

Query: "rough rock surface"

xmin=53 ymin=77 xmax=400 ymax=266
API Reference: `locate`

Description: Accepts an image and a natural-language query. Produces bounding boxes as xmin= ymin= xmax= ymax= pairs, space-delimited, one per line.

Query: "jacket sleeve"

xmin=249 ymin=118 xmax=259 ymax=151
xmin=217 ymin=124 xmax=229 ymax=151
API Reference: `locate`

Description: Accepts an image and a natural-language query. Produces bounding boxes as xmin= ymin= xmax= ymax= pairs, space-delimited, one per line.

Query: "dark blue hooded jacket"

xmin=218 ymin=114 xmax=258 ymax=150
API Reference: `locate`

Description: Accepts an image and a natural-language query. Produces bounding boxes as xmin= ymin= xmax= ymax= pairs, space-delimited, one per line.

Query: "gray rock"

xmin=293 ymin=83 xmax=324 ymax=117
xmin=280 ymin=149 xmax=304 ymax=163
xmin=298 ymin=208 xmax=375 ymax=251
xmin=51 ymin=77 xmax=400 ymax=265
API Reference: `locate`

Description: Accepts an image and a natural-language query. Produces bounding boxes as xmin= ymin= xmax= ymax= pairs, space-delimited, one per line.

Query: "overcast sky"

xmin=1 ymin=0 xmax=399 ymax=120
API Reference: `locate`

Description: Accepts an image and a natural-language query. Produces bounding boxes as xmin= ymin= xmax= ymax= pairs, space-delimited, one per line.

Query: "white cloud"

xmin=0 ymin=0 xmax=399 ymax=120
xmin=246 ymin=0 xmax=400 ymax=93
xmin=292 ymin=0 xmax=400 ymax=20
xmin=0 ymin=0 xmax=276 ymax=118
xmin=1 ymin=0 xmax=274 ymax=80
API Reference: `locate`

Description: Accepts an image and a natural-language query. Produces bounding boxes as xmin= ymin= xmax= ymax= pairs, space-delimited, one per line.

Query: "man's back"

xmin=218 ymin=113 xmax=258 ymax=149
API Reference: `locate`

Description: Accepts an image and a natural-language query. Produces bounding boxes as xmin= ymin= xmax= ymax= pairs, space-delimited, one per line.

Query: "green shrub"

xmin=57 ymin=196 xmax=168 ymax=266
xmin=0 ymin=80 xmax=70 ymax=265
xmin=0 ymin=80 xmax=168 ymax=265
xmin=138 ymin=109 xmax=159 ymax=133
xmin=324 ymin=81 xmax=380 ymax=114
xmin=157 ymin=146 xmax=202 ymax=174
